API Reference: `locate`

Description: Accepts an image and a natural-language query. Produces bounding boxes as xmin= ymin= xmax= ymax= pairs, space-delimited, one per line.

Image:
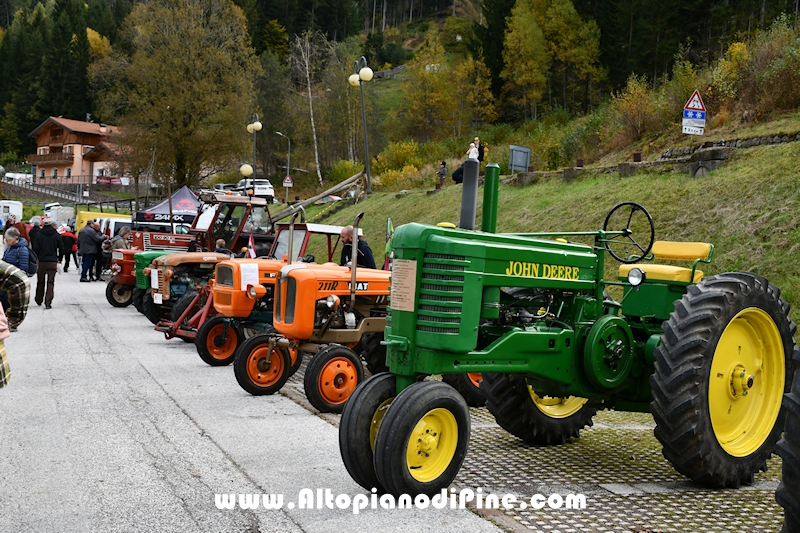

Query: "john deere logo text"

xmin=505 ymin=261 xmax=580 ymax=280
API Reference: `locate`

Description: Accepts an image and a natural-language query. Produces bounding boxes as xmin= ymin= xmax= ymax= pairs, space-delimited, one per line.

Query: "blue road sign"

xmin=683 ymin=110 xmax=706 ymax=120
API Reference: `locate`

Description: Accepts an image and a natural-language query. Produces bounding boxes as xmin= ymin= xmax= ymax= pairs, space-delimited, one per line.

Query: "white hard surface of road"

xmin=0 ymin=270 xmax=502 ymax=533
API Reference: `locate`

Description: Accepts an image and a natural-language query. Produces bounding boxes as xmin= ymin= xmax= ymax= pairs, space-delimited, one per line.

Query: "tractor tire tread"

xmin=482 ymin=373 xmax=595 ymax=445
xmin=650 ymin=272 xmax=796 ymax=489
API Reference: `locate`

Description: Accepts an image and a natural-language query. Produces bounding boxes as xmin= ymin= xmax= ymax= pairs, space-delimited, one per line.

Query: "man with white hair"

xmin=32 ymin=217 xmax=64 ymax=309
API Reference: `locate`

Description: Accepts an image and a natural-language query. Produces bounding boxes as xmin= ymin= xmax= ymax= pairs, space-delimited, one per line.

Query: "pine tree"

xmin=474 ymin=0 xmax=516 ymax=98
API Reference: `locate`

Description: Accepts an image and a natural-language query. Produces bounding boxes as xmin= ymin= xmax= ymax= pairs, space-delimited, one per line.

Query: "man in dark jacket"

xmin=78 ymin=220 xmax=105 ymax=282
xmin=339 ymin=225 xmax=377 ymax=269
xmin=32 ymin=217 xmax=64 ymax=309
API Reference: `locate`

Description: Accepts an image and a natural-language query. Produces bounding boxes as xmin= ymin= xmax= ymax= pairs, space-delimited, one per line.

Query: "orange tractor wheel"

xmin=233 ymin=334 xmax=292 ymax=396
xmin=304 ymin=344 xmax=364 ymax=414
xmin=195 ymin=316 xmax=242 ymax=366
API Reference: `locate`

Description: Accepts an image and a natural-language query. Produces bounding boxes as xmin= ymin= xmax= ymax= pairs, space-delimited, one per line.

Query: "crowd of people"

xmin=0 ymin=215 xmax=134 ymax=390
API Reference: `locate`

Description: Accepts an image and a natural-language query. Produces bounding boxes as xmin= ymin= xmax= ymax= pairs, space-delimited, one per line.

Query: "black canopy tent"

xmin=134 ymin=185 xmax=200 ymax=224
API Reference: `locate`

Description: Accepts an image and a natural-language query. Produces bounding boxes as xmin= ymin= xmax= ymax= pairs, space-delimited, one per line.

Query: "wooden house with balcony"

xmin=27 ymin=117 xmax=120 ymax=185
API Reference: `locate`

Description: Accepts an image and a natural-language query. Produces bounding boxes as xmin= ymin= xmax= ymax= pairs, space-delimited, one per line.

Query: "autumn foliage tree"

xmin=89 ymin=0 xmax=260 ymax=187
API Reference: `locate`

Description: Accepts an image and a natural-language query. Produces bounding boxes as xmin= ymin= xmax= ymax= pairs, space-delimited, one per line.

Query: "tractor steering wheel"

xmin=602 ymin=202 xmax=655 ymax=264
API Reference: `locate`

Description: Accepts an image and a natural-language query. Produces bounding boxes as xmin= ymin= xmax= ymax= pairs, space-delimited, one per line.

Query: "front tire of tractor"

xmin=442 ymin=373 xmax=485 ymax=407
xmin=361 ymin=332 xmax=389 ymax=375
xmin=233 ymin=334 xmax=291 ymax=396
xmin=132 ymin=288 xmax=146 ymax=313
xmin=304 ymin=345 xmax=364 ymax=414
xmin=777 ymin=355 xmax=800 ymax=533
xmin=373 ymin=381 xmax=471 ymax=497
xmin=106 ymin=281 xmax=134 ymax=308
xmin=141 ymin=291 xmax=161 ymax=325
xmin=482 ymin=373 xmax=596 ymax=445
xmin=195 ymin=316 xmax=242 ymax=366
xmin=651 ymin=272 xmax=796 ymax=488
xmin=339 ymin=373 xmax=396 ymax=492
xmin=170 ymin=290 xmax=198 ymax=324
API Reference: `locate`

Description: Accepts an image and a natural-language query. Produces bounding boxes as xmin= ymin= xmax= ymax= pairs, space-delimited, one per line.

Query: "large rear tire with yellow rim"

xmin=651 ymin=272 xmax=796 ymax=488
xmin=482 ymin=373 xmax=596 ymax=445
xmin=339 ymin=373 xmax=396 ymax=492
xmin=373 ymin=381 xmax=470 ymax=497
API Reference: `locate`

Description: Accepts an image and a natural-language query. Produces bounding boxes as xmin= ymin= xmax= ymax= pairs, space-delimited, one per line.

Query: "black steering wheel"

xmin=602 ymin=202 xmax=655 ymax=264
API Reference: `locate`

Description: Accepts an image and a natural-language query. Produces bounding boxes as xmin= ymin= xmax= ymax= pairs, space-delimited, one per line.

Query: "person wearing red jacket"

xmin=58 ymin=226 xmax=77 ymax=273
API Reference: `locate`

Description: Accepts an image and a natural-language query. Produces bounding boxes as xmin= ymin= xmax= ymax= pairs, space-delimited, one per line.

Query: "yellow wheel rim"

xmin=709 ymin=307 xmax=785 ymax=457
xmin=528 ymin=386 xmax=588 ymax=418
xmin=406 ymin=408 xmax=459 ymax=483
xmin=369 ymin=398 xmax=393 ymax=452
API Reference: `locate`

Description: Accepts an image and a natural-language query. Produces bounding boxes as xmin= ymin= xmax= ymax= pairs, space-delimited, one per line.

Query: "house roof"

xmin=29 ymin=117 xmax=119 ymax=138
xmin=83 ymin=141 xmax=122 ymax=162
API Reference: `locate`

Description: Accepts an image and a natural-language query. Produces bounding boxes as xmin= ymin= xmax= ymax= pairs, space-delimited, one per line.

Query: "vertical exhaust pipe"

xmin=349 ymin=212 xmax=365 ymax=310
xmin=482 ymin=163 xmax=500 ymax=233
xmin=459 ymin=158 xmax=480 ymax=230
xmin=286 ymin=209 xmax=302 ymax=264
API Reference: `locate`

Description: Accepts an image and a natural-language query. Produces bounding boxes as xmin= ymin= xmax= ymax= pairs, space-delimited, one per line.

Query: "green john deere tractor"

xmin=339 ymin=160 xmax=798 ymax=498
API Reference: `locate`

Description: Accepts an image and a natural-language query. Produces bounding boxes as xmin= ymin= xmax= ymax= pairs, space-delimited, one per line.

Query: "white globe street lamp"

xmin=349 ymin=56 xmax=373 ymax=193
xmin=246 ymin=115 xmax=262 ymax=181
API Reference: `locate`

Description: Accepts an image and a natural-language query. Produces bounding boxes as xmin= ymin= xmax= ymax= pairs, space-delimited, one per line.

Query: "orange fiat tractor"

xmin=198 ymin=214 xmax=356 ymax=366
xmin=232 ymin=213 xmax=391 ymax=413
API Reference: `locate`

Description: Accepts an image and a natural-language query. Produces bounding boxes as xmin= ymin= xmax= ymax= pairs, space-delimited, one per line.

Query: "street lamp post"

xmin=275 ymin=131 xmax=291 ymax=205
xmin=348 ymin=56 xmax=373 ymax=193
xmin=245 ymin=114 xmax=262 ymax=183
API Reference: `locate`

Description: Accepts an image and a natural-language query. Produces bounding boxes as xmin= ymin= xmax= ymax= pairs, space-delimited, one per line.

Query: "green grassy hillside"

xmin=312 ymin=141 xmax=800 ymax=322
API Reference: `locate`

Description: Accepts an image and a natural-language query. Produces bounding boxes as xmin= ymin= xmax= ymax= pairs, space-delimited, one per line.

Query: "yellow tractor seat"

xmin=619 ymin=263 xmax=704 ymax=283
xmin=618 ymin=240 xmax=713 ymax=284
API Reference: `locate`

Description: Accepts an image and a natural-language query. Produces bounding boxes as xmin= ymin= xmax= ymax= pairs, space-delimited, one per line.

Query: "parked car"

xmin=213 ymin=183 xmax=239 ymax=193
xmin=235 ymin=179 xmax=274 ymax=201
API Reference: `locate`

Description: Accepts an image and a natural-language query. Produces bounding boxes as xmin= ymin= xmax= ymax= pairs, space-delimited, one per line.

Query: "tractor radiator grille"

xmin=216 ymin=292 xmax=231 ymax=306
xmin=417 ymin=325 xmax=454 ymax=334
xmin=421 ymin=273 xmax=464 ymax=282
xmin=420 ymin=283 xmax=462 ymax=292
xmin=422 ymin=294 xmax=463 ymax=303
xmin=415 ymin=253 xmax=466 ymax=335
xmin=423 ymin=262 xmax=464 ymax=272
xmin=425 ymin=253 xmax=465 ymax=261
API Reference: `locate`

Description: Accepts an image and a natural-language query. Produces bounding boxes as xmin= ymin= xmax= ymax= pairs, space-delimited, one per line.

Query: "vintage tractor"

xmin=142 ymin=194 xmax=276 ymax=328
xmin=196 ymin=215 xmax=354 ymax=364
xmin=106 ymin=193 xmax=274 ymax=310
xmin=107 ymin=249 xmax=181 ymax=310
xmin=339 ymin=161 xmax=797 ymax=497
xmin=233 ymin=213 xmax=391 ymax=414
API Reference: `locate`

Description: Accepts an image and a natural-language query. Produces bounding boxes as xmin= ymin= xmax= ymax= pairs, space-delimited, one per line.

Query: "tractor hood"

xmin=153 ymin=252 xmax=231 ymax=266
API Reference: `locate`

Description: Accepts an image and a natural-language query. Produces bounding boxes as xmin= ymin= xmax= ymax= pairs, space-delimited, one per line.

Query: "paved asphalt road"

xmin=0 ymin=269 xmax=502 ymax=533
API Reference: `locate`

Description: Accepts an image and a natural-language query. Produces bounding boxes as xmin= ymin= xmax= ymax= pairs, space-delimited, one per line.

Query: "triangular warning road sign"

xmin=684 ymin=90 xmax=706 ymax=112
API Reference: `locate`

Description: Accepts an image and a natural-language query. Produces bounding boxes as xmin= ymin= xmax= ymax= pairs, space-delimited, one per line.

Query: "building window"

xmin=83 ymin=145 xmax=91 ymax=154
xmin=40 ymin=169 xmax=45 ymax=179
xmin=38 ymin=147 xmax=48 ymax=155
xmin=52 ymin=168 xmax=58 ymax=179
xmin=65 ymin=145 xmax=72 ymax=154
xmin=66 ymin=168 xmax=72 ymax=179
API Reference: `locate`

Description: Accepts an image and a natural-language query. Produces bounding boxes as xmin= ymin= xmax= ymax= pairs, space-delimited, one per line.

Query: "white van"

xmin=235 ymin=179 xmax=275 ymax=201
xmin=0 ymin=200 xmax=23 ymax=228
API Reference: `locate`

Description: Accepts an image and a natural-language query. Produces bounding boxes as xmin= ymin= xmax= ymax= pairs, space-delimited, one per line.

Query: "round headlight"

xmin=326 ymin=294 xmax=340 ymax=309
xmin=627 ymin=268 xmax=646 ymax=287
xmin=247 ymin=285 xmax=257 ymax=299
